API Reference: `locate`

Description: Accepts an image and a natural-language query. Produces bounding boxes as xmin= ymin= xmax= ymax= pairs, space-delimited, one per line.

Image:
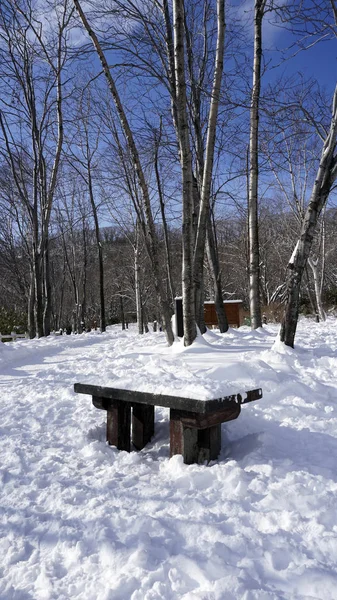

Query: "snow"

xmin=1 ymin=318 xmax=337 ymax=599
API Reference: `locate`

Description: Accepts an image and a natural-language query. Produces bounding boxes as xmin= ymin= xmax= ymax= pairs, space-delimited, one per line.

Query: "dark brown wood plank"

xmin=92 ymin=395 xmax=110 ymax=410
xmin=197 ymin=424 xmax=222 ymax=462
xmin=210 ymin=424 xmax=222 ymax=459
xmin=182 ymin=427 xmax=199 ymax=464
xmin=169 ymin=409 xmax=184 ymax=457
xmin=132 ymin=404 xmax=155 ymax=450
xmin=106 ymin=401 xmax=131 ymax=451
xmin=179 ymin=404 xmax=241 ymax=429
xmin=170 ymin=410 xmax=222 ymax=464
xmin=74 ymin=383 xmax=262 ymax=414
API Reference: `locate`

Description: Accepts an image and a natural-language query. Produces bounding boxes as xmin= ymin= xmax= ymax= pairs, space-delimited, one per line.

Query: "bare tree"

xmin=93 ymin=0 xmax=227 ymax=341
xmin=56 ymin=187 xmax=90 ymax=332
xmin=73 ymin=0 xmax=175 ymax=345
xmin=247 ymin=0 xmax=268 ymax=329
xmin=267 ymin=106 xmax=328 ymax=322
xmin=185 ymin=0 xmax=228 ymax=334
xmin=152 ymin=120 xmax=176 ymax=307
xmin=67 ymin=92 xmax=107 ymax=331
xmin=171 ymin=0 xmax=197 ymax=344
xmin=280 ymin=83 xmax=337 ymax=346
xmin=0 ymin=0 xmax=74 ymax=337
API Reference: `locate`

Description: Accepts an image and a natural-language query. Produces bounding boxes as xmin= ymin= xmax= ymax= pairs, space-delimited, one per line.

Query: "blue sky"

xmin=287 ymin=38 xmax=337 ymax=94
xmin=259 ymin=2 xmax=337 ymax=96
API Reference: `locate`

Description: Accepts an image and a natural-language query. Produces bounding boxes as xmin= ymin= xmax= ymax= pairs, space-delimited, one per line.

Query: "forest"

xmin=0 ymin=0 xmax=337 ymax=347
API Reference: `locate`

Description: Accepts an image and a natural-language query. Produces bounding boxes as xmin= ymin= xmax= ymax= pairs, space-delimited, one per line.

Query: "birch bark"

xmin=308 ymin=257 xmax=326 ymax=321
xmin=248 ymin=0 xmax=266 ymax=329
xmin=193 ymin=0 xmax=226 ymax=333
xmin=135 ymin=221 xmax=144 ymax=335
xmin=172 ymin=0 xmax=196 ymax=345
xmin=280 ymin=83 xmax=337 ymax=346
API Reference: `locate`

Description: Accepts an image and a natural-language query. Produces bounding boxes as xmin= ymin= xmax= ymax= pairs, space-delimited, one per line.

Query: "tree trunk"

xmin=308 ymin=257 xmax=326 ymax=321
xmin=280 ymin=83 xmax=337 ymax=346
xmin=120 ymin=294 xmax=126 ymax=330
xmin=97 ymin=237 xmax=106 ymax=331
xmin=87 ymin=158 xmax=106 ymax=332
xmin=154 ymin=122 xmax=176 ymax=307
xmin=206 ymin=218 xmax=228 ymax=332
xmin=162 ymin=0 xmax=226 ymax=339
xmin=57 ymin=259 xmax=66 ymax=331
xmin=143 ymin=307 xmax=149 ymax=333
xmin=135 ymin=224 xmax=143 ymax=335
xmin=81 ymin=219 xmax=88 ymax=331
xmin=76 ymin=303 xmax=83 ymax=334
xmin=172 ymin=0 xmax=196 ymax=346
xmin=305 ymin=265 xmax=318 ymax=319
xmin=248 ymin=0 xmax=265 ymax=330
xmin=192 ymin=175 xmax=204 ymax=330
xmin=43 ymin=240 xmax=52 ymax=336
xmin=195 ymin=276 xmax=206 ymax=334
xmin=34 ymin=251 xmax=44 ymax=338
xmin=28 ymin=269 xmax=35 ymax=338
xmin=193 ymin=0 xmax=226 ymax=334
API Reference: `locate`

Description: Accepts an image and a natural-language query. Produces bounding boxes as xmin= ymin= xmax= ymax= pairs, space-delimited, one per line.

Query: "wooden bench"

xmin=74 ymin=384 xmax=262 ymax=464
xmin=0 ymin=332 xmax=27 ymax=342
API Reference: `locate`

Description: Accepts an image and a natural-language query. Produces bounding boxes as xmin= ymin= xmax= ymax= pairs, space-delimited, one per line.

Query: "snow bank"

xmin=1 ymin=319 xmax=337 ymax=598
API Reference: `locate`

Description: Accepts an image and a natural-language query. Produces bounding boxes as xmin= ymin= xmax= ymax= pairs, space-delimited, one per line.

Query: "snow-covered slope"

xmin=1 ymin=319 xmax=337 ymax=599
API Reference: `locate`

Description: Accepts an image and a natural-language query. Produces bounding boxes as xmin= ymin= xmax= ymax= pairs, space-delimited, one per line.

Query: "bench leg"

xmin=132 ymin=404 xmax=155 ymax=450
xmin=106 ymin=401 xmax=131 ymax=451
xmin=197 ymin=424 xmax=221 ymax=462
xmin=170 ymin=409 xmax=221 ymax=464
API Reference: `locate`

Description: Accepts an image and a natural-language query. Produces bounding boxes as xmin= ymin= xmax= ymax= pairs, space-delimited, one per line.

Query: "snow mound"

xmin=1 ymin=319 xmax=337 ymax=598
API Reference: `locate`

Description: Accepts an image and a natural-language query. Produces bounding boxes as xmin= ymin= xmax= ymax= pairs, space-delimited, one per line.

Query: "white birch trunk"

xmin=308 ymin=257 xmax=326 ymax=322
xmin=248 ymin=0 xmax=266 ymax=330
xmin=172 ymin=0 xmax=196 ymax=346
xmin=135 ymin=223 xmax=143 ymax=334
xmin=193 ymin=0 xmax=225 ymax=322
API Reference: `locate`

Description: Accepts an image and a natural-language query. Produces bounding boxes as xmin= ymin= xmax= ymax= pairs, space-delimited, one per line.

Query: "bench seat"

xmin=74 ymin=383 xmax=262 ymax=464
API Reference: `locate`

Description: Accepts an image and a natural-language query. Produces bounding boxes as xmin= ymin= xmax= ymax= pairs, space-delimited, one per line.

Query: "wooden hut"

xmin=204 ymin=300 xmax=243 ymax=329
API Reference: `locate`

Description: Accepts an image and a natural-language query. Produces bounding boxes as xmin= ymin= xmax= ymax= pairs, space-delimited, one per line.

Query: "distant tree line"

xmin=2 ymin=205 xmax=337 ymax=335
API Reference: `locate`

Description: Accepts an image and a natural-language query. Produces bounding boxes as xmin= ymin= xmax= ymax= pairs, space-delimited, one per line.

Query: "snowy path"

xmin=1 ymin=320 xmax=337 ymax=599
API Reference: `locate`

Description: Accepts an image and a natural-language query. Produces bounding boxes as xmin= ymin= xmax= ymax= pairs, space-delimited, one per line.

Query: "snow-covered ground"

xmin=1 ymin=318 xmax=337 ymax=600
